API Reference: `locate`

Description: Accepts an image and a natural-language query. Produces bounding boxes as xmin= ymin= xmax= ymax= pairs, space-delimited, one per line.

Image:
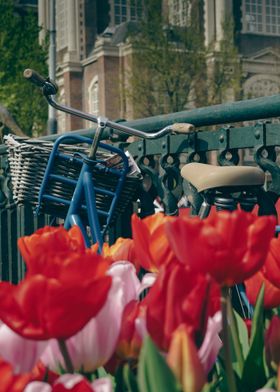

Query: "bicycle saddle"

xmin=181 ymin=162 xmax=265 ymax=192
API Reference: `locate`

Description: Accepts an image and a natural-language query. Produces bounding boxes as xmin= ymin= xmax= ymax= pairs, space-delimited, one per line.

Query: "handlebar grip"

xmin=23 ymin=68 xmax=58 ymax=94
xmin=23 ymin=68 xmax=47 ymax=87
xmin=170 ymin=123 xmax=195 ymax=133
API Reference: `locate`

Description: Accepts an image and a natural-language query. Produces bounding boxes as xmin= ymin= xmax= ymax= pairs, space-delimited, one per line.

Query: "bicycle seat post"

xmin=88 ymin=116 xmax=108 ymax=160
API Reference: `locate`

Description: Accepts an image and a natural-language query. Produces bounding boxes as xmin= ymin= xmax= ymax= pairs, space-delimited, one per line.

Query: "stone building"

xmin=38 ymin=0 xmax=280 ymax=132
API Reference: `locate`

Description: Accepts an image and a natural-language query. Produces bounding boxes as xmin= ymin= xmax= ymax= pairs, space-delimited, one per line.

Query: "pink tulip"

xmin=23 ymin=375 xmax=113 ymax=391
xmin=137 ymin=272 xmax=157 ymax=297
xmin=41 ymin=261 xmax=140 ymax=372
xmin=0 ymin=322 xmax=48 ymax=373
xmin=107 ymin=261 xmax=141 ymax=302
xmin=92 ymin=377 xmax=113 ymax=392
xmin=24 ymin=382 xmax=51 ymax=392
xmin=198 ymin=311 xmax=222 ymax=374
xmin=255 ymin=389 xmax=276 ymax=392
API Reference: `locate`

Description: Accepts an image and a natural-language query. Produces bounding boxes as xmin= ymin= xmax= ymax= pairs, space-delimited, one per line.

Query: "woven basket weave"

xmin=5 ymin=135 xmax=141 ymax=225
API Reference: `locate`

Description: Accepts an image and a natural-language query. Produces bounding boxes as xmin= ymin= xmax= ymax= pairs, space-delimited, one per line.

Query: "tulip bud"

xmin=167 ymin=324 xmax=206 ymax=392
xmin=265 ymin=316 xmax=280 ymax=369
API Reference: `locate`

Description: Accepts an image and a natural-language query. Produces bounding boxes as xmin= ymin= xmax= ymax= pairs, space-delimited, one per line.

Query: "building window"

xmin=130 ymin=0 xmax=143 ymax=21
xmin=56 ymin=0 xmax=68 ymax=50
xmin=110 ymin=0 xmax=143 ymax=25
xmin=242 ymin=0 xmax=280 ymax=35
xmin=89 ymin=77 xmax=99 ymax=116
xmin=79 ymin=0 xmax=85 ymax=59
xmin=168 ymin=0 xmax=190 ymax=27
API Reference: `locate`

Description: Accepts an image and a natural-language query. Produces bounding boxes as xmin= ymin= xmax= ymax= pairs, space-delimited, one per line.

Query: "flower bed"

xmin=0 ymin=209 xmax=279 ymax=391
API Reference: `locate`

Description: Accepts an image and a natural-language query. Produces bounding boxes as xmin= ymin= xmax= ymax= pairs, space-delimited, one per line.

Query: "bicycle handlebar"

xmin=23 ymin=68 xmax=194 ymax=139
xmin=24 ymin=69 xmax=58 ymax=95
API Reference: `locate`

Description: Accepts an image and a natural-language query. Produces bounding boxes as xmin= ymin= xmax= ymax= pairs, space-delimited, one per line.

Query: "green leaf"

xmin=208 ymin=359 xmax=232 ymax=392
xmin=241 ymin=284 xmax=266 ymax=392
xmin=96 ymin=366 xmax=108 ymax=378
xmin=201 ymin=382 xmax=218 ymax=392
xmin=0 ymin=0 xmax=48 ymax=136
xmin=233 ymin=310 xmax=249 ymax=359
xmin=137 ymin=336 xmax=180 ymax=392
xmin=262 ymin=376 xmax=277 ymax=390
xmin=123 ymin=363 xmax=139 ymax=392
xmin=115 ymin=365 xmax=125 ymax=392
xmin=218 ymin=299 xmax=246 ymax=379
xmin=249 ymin=284 xmax=264 ymax=345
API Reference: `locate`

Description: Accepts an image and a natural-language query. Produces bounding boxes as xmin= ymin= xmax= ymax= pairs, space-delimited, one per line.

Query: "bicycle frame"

xmin=35 ymin=132 xmax=130 ymax=251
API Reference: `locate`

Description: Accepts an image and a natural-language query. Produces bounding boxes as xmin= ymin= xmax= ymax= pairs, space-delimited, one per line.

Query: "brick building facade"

xmin=38 ymin=0 xmax=280 ymax=132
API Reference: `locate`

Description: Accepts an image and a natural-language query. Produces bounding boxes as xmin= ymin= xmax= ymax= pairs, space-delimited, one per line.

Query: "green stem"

xmin=58 ymin=339 xmax=74 ymax=374
xmin=227 ymin=298 xmax=244 ymax=375
xmin=221 ymin=286 xmax=237 ymax=392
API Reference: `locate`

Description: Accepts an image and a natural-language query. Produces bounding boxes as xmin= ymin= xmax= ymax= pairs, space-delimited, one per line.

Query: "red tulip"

xmin=131 ymin=212 xmax=178 ymax=272
xmin=31 ymin=361 xmax=59 ymax=386
xmin=92 ymin=238 xmax=141 ymax=272
xmin=245 ymin=270 xmax=280 ymax=309
xmin=265 ymin=316 xmax=280 ymax=368
xmin=0 ymin=357 xmax=32 ymax=392
xmin=144 ymin=260 xmax=220 ymax=351
xmin=41 ymin=261 xmax=141 ymax=372
xmin=263 ymin=237 xmax=280 ymax=289
xmin=116 ymin=300 xmax=143 ymax=360
xmin=18 ymin=226 xmax=85 ymax=274
xmin=0 ymin=227 xmax=112 ymax=340
xmin=166 ymin=210 xmax=275 ymax=286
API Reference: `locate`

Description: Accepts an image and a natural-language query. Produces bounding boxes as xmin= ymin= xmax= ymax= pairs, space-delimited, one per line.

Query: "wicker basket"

xmin=5 ymin=135 xmax=142 ymax=226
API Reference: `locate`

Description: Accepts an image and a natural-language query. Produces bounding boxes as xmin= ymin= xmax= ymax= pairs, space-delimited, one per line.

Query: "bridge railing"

xmin=1 ymin=94 xmax=280 ymax=281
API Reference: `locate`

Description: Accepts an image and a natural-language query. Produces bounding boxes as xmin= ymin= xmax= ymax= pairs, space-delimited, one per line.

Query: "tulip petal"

xmin=54 ymin=374 xmax=88 ymax=388
xmin=91 ymin=377 xmax=113 ymax=392
xmin=255 ymin=389 xmax=276 ymax=392
xmin=0 ymin=323 xmax=48 ymax=373
xmin=23 ymin=381 xmax=52 ymax=392
xmin=167 ymin=210 xmax=275 ymax=286
xmin=0 ymin=253 xmax=112 ymax=340
xmin=245 ymin=271 xmax=280 ymax=309
xmin=198 ymin=311 xmax=222 ymax=374
xmin=108 ymin=261 xmax=141 ymax=303
xmin=167 ymin=324 xmax=206 ymax=392
xmin=137 ymin=273 xmax=157 ymax=297
xmin=41 ymin=267 xmax=136 ymax=372
xmin=132 ymin=212 xmax=176 ymax=272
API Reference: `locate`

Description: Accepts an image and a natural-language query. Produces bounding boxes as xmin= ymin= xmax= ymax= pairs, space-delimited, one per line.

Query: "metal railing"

xmin=1 ymin=93 xmax=280 ymax=281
